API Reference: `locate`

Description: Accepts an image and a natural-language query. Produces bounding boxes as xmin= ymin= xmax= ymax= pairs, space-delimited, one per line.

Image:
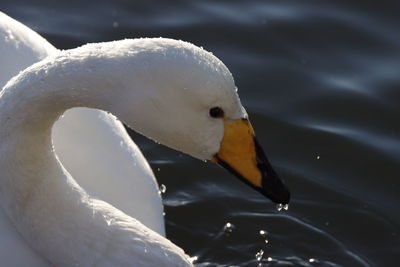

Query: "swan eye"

xmin=209 ymin=107 xmax=224 ymax=118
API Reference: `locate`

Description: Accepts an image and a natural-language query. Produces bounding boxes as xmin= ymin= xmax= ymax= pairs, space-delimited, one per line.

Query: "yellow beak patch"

xmin=212 ymin=119 xmax=262 ymax=187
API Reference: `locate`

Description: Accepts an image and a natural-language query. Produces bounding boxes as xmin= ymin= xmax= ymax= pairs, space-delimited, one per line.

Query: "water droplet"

xmin=316 ymin=155 xmax=320 ymax=160
xmin=259 ymin=230 xmax=269 ymax=243
xmin=105 ymin=217 xmax=114 ymax=226
xmin=255 ymin=249 xmax=264 ymax=261
xmin=309 ymin=258 xmax=316 ymax=263
xmin=157 ymin=167 xmax=161 ymax=172
xmin=276 ymin=203 xmax=289 ymax=211
xmin=159 ymin=184 xmax=166 ymax=194
xmin=259 ymin=230 xmax=267 ymax=238
xmin=189 ymin=256 xmax=198 ymax=263
xmin=223 ymin=222 xmax=235 ymax=234
xmin=267 ymin=257 xmax=273 ymax=262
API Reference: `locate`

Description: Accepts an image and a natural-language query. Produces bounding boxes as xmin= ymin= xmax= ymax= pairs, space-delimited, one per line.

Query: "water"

xmin=2 ymin=0 xmax=400 ymax=266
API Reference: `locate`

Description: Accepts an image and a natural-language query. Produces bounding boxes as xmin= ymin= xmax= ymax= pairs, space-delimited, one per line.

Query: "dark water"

xmin=2 ymin=0 xmax=400 ymax=266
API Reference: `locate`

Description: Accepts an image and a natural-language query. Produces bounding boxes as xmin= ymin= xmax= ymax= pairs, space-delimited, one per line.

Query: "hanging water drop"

xmin=276 ymin=203 xmax=289 ymax=211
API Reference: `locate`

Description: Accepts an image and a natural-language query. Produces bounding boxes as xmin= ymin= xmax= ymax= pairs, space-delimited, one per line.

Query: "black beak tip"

xmin=262 ymin=181 xmax=291 ymax=205
xmin=254 ymin=137 xmax=291 ymax=205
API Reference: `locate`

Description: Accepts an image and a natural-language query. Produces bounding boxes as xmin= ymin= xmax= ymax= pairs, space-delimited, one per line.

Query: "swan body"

xmin=0 ymin=12 xmax=290 ymax=267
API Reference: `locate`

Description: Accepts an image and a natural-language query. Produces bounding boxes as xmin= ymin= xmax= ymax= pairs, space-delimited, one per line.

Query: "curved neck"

xmin=0 ymin=39 xmax=205 ymax=266
xmin=0 ymin=50 xmax=124 ymax=208
xmin=0 ymin=45 xmax=154 ymax=265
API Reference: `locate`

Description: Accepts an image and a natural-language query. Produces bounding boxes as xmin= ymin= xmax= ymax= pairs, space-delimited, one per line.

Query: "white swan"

xmin=0 ymin=12 xmax=290 ymax=266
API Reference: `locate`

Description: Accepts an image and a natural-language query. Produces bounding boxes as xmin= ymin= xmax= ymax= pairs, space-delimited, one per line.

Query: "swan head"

xmin=113 ymin=38 xmax=290 ymax=204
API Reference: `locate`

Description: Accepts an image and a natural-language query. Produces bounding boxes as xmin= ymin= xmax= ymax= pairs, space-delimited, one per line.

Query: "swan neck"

xmin=0 ymin=52 xmax=128 ymax=265
xmin=0 ymin=40 xmax=196 ymax=266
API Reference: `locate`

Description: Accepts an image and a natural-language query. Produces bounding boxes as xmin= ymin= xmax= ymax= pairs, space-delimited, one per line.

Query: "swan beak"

xmin=211 ymin=119 xmax=290 ymax=204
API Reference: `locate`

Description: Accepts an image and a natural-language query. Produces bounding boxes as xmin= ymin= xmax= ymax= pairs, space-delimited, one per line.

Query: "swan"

xmin=0 ymin=13 xmax=290 ymax=267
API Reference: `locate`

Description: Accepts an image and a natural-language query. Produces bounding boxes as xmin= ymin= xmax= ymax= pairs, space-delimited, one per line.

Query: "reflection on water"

xmin=1 ymin=0 xmax=400 ymax=266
